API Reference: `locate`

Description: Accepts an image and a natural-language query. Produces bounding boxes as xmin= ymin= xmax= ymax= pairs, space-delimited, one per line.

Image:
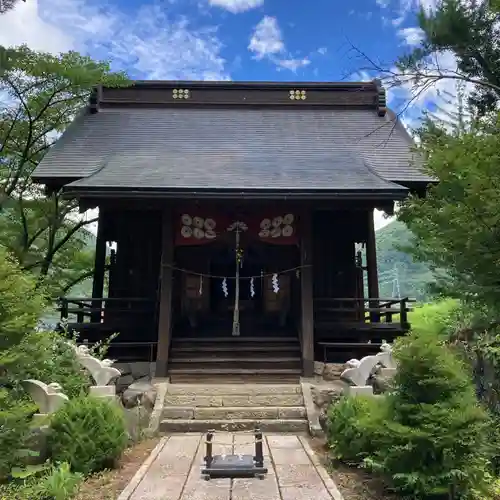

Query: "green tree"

xmin=0 ymin=45 xmax=129 ymax=296
xmin=399 ymin=0 xmax=500 ymax=116
xmin=397 ymin=112 xmax=500 ymax=311
xmin=0 ymin=0 xmax=25 ymax=15
xmin=352 ymin=0 xmax=499 ymax=117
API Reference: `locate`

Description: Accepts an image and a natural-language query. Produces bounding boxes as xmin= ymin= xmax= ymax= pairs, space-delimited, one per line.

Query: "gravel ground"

xmin=308 ymin=437 xmax=399 ymax=500
xmin=74 ymin=438 xmax=160 ymax=500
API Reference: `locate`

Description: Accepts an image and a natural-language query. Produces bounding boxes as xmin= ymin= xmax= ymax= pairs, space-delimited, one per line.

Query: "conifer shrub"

xmin=0 ymin=247 xmax=46 ymax=352
xmin=365 ymin=330 xmax=492 ymax=499
xmin=48 ymin=396 xmax=128 ymax=475
xmin=326 ymin=395 xmax=387 ymax=464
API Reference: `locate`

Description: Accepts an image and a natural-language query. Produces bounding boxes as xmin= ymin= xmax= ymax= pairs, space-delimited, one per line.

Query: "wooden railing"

xmin=314 ymin=297 xmax=415 ymax=330
xmin=58 ymin=297 xmax=157 ymax=328
xmin=74 ymin=339 xmax=158 ymax=362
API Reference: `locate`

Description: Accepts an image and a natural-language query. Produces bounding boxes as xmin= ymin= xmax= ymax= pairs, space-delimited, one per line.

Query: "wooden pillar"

xmin=366 ymin=209 xmax=380 ymax=322
xmin=155 ymin=209 xmax=174 ymax=378
xmin=300 ymin=211 xmax=314 ymax=378
xmin=91 ymin=210 xmax=107 ymax=323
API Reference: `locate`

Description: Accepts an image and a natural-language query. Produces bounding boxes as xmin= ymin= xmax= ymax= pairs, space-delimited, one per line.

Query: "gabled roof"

xmin=32 ymin=80 xmax=432 ymax=200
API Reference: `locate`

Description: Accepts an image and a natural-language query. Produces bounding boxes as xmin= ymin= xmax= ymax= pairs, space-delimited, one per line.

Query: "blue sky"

xmin=0 ymin=0 xmax=450 ymax=230
xmin=0 ymin=0 xmax=437 ymax=115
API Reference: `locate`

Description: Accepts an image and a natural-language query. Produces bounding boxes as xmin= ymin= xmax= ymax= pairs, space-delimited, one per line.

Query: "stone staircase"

xmin=159 ymin=383 xmax=309 ymax=433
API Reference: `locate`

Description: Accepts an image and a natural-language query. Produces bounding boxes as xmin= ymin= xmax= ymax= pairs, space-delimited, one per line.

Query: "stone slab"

xmin=166 ymin=384 xmax=302 ymax=396
xmin=280 ymin=484 xmax=333 ymax=500
xmin=160 ymin=419 xmax=309 ymax=433
xmin=232 ymin=475 xmax=280 ymax=500
xmin=118 ymin=433 xmax=344 ymax=500
xmin=162 ymin=407 xmax=195 ymax=419
xmin=165 ymin=395 xmax=224 ymax=407
xmin=274 ymin=464 xmax=324 ymax=488
xmin=267 ymin=435 xmax=303 ymax=449
xmin=271 ymin=448 xmax=311 ymax=466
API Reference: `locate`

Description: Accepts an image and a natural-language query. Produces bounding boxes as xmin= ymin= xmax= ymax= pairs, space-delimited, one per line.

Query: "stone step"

xmin=159 ymin=418 xmax=308 ymax=433
xmin=166 ymin=383 xmax=302 ymax=396
xmin=162 ymin=406 xmax=306 ymax=420
xmin=164 ymin=393 xmax=304 ymax=407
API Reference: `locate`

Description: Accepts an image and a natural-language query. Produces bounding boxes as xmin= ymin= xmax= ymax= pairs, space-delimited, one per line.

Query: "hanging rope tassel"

xmin=250 ymin=277 xmax=255 ymax=298
xmin=222 ymin=278 xmax=228 ymax=298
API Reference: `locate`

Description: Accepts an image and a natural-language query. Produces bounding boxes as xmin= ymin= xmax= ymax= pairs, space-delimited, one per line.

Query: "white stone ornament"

xmin=341 ymin=343 xmax=397 ymax=396
xmin=21 ymin=380 xmax=69 ymax=415
xmin=71 ymin=344 xmax=121 ymax=386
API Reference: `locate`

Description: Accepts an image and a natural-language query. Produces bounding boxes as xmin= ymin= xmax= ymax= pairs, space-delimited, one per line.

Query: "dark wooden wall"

xmin=312 ymin=210 xmax=367 ymax=299
xmin=312 ymin=209 xmax=371 ymax=354
xmin=103 ymin=208 xmax=162 ymax=342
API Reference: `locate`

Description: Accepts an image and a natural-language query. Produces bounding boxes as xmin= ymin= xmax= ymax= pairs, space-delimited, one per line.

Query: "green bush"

xmin=366 ymin=330 xmax=492 ymax=499
xmin=6 ymin=331 xmax=90 ymax=399
xmin=326 ymin=395 xmax=386 ymax=464
xmin=0 ymin=462 xmax=82 ymax=500
xmin=0 ymin=389 xmax=36 ymax=481
xmin=0 ymin=247 xmax=46 ymax=353
xmin=48 ymin=396 xmax=128 ymax=475
xmin=38 ymin=462 xmax=83 ymax=499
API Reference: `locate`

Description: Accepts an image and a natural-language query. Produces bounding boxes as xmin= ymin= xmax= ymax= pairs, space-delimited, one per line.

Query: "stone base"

xmin=379 ymin=367 xmax=397 ymax=378
xmin=90 ymin=385 xmax=117 ymax=398
xmin=31 ymin=413 xmax=50 ymax=426
xmin=345 ymin=385 xmax=374 ymax=397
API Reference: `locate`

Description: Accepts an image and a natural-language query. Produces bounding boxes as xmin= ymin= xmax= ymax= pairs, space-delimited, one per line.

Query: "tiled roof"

xmin=31 ymin=82 xmax=431 ymax=197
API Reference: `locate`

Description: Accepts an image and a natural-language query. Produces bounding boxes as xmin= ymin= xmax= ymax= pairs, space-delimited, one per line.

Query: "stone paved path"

xmin=118 ymin=433 xmax=343 ymax=500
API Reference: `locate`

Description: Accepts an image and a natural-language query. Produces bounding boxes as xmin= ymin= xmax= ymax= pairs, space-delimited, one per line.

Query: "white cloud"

xmin=386 ymin=50 xmax=473 ymax=130
xmin=248 ymin=16 xmax=284 ymax=59
xmin=0 ymin=0 xmax=229 ymax=81
xmin=398 ymin=26 xmax=425 ymax=46
xmin=378 ymin=0 xmax=439 ymax=25
xmin=317 ymin=47 xmax=327 ymax=55
xmin=276 ymin=58 xmax=310 ymax=71
xmin=248 ymin=15 xmax=311 ymax=73
xmin=208 ymin=0 xmax=264 ymax=13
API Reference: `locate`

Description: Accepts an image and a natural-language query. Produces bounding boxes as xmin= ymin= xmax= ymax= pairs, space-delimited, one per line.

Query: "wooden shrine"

xmin=31 ymin=80 xmax=431 ymax=379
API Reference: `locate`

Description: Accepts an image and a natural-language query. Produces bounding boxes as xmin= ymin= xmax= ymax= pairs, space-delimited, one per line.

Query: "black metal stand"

xmin=201 ymin=428 xmax=268 ymax=480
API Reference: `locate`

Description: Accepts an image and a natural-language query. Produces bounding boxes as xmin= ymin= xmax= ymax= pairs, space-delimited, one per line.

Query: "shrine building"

xmin=31 ymin=80 xmax=431 ymax=382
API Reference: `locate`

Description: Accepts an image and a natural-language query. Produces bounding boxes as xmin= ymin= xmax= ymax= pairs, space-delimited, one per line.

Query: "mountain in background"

xmin=376 ymin=220 xmax=435 ymax=301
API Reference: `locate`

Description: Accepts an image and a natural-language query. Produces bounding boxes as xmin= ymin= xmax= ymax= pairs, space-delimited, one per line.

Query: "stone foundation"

xmin=310 ymin=382 xmax=344 ymax=431
xmin=313 ymin=361 xmax=346 ymax=381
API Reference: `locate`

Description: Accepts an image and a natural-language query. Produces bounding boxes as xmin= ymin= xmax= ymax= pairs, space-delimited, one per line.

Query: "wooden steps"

xmin=168 ymin=335 xmax=302 ymax=383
